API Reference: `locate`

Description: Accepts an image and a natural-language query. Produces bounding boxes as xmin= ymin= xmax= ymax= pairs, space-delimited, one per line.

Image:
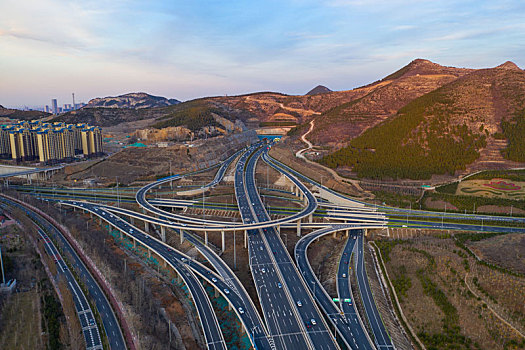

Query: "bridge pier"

xmin=296 ymin=220 xmax=301 ymax=237
xmin=309 ymin=214 xmax=313 ymax=223
xmin=205 ymin=231 xmax=208 ymax=247
xmin=180 ymin=229 xmax=184 ymax=244
xmin=221 ymin=231 xmax=225 ymax=252
xmin=148 ymin=249 xmax=151 ymax=259
xmin=244 ymin=230 xmax=247 ymax=249
xmin=333 ymin=231 xmax=337 ymax=239
xmin=133 ymin=238 xmax=136 ymax=249
xmin=144 ymin=221 xmax=150 ymax=233
xmin=130 ymin=217 xmax=134 ymax=225
xmin=161 ymin=226 xmax=166 ymax=242
xmin=276 ymin=225 xmax=280 ymax=233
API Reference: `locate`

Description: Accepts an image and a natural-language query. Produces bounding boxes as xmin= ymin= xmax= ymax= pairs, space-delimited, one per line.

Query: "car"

xmin=224 ymin=288 xmax=230 ymax=294
xmin=305 ymin=320 xmax=312 ymax=328
xmin=238 ymin=307 xmax=244 ymax=314
xmin=297 ymin=300 xmax=302 ymax=307
xmin=342 ymin=273 xmax=346 ymax=278
xmin=181 ymin=223 xmax=187 ymax=227
xmin=89 ymin=319 xmax=95 ymax=326
xmin=277 ymin=282 xmax=282 ymax=289
xmin=181 ymin=257 xmax=187 ymax=262
xmin=211 ymin=277 xmax=217 ymax=283
xmin=261 ymin=268 xmax=266 ymax=273
xmin=311 ymin=318 xmax=316 ymax=326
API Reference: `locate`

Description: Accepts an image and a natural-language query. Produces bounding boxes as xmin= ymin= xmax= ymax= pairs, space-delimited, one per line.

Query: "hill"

xmin=309 ymin=59 xmax=472 ymax=146
xmin=306 ymin=85 xmax=332 ymax=95
xmin=0 ymin=106 xmax=50 ymax=120
xmin=319 ymin=61 xmax=525 ymax=180
xmin=85 ymin=92 xmax=180 ymax=109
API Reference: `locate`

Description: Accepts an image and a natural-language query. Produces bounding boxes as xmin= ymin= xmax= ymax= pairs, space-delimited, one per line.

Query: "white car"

xmin=297 ymin=300 xmax=302 ymax=307
xmin=224 ymin=288 xmax=230 ymax=294
xmin=311 ymin=318 xmax=316 ymax=326
xmin=342 ymin=273 xmax=346 ymax=278
xmin=238 ymin=307 xmax=244 ymax=314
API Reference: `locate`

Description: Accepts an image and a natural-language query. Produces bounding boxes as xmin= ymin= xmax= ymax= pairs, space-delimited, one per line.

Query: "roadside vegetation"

xmin=376 ymin=232 xmax=525 ymax=350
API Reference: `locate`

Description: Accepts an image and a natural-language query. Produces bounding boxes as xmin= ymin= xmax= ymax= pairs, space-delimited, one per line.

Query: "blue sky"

xmin=1 ymin=0 xmax=524 ymax=108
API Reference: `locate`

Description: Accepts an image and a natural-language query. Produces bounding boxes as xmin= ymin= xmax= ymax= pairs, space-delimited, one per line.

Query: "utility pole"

xmin=0 ymin=245 xmax=5 ymax=285
xmin=116 ymin=176 xmax=120 ymax=208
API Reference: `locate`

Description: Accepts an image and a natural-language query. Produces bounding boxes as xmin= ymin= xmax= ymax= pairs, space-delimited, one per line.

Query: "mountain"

xmin=307 ymin=85 xmax=332 ymax=95
xmin=85 ymin=92 xmax=180 ymax=109
xmin=319 ymin=61 xmax=525 ymax=179
xmin=309 ymin=59 xmax=472 ymax=146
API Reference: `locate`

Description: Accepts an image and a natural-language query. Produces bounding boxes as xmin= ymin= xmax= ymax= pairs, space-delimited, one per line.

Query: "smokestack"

xmin=72 ymin=93 xmax=76 ymax=110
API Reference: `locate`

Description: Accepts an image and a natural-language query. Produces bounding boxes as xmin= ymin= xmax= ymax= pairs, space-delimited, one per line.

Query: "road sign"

xmin=332 ymin=298 xmax=340 ymax=302
xmin=344 ymin=298 xmax=351 ymax=303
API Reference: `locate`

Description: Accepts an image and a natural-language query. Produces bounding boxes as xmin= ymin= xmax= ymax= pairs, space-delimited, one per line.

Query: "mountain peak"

xmin=496 ymin=61 xmax=521 ymax=70
xmin=307 ymin=85 xmax=332 ymax=95
xmin=86 ymin=92 xmax=180 ymax=109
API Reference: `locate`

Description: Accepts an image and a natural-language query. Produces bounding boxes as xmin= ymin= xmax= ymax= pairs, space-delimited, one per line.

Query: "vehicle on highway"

xmin=238 ymin=307 xmax=244 ymax=314
xmin=261 ymin=268 xmax=266 ymax=273
xmin=277 ymin=282 xmax=282 ymax=288
xmin=297 ymin=300 xmax=302 ymax=307
xmin=224 ymin=288 xmax=230 ymax=294
xmin=212 ymin=277 xmax=218 ymax=283
xmin=342 ymin=273 xmax=346 ymax=278
xmin=311 ymin=318 xmax=316 ymax=326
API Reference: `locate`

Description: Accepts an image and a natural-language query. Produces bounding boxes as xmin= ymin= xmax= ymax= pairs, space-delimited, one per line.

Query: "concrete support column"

xmin=148 ymin=249 xmax=151 ymax=259
xmin=244 ymin=230 xmax=247 ymax=249
xmin=214 ymin=288 xmax=219 ymax=298
xmin=130 ymin=217 xmax=134 ymax=225
xmin=205 ymin=231 xmax=208 ymax=247
xmin=221 ymin=231 xmax=225 ymax=253
xmin=276 ymin=225 xmax=280 ymax=233
xmin=180 ymin=229 xmax=184 ymax=244
xmin=133 ymin=238 xmax=136 ymax=249
xmin=297 ymin=220 xmax=301 ymax=237
xmin=161 ymin=226 xmax=166 ymax=242
xmin=144 ymin=221 xmax=150 ymax=233
xmin=99 ymin=217 xmax=102 ymax=225
xmin=345 ymin=230 xmax=349 ymax=238
xmin=333 ymin=231 xmax=337 ymax=239
xmin=309 ymin=214 xmax=313 ymax=223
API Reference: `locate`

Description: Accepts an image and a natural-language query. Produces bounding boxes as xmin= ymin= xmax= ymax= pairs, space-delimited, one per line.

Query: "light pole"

xmin=116 ymin=176 xmax=120 ymax=208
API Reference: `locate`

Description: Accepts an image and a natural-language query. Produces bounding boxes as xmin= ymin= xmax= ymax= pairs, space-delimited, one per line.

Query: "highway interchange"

xmin=5 ymin=140 xmax=525 ymax=350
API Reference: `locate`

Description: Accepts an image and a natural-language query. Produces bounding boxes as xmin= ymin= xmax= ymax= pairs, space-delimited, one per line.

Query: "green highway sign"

xmin=344 ymin=298 xmax=351 ymax=303
xmin=332 ymin=298 xmax=340 ymax=302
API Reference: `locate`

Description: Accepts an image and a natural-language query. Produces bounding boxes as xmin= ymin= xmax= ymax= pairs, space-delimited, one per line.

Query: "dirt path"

xmin=293 ymin=119 xmax=369 ymax=196
xmin=295 ymin=119 xmax=314 ymax=159
xmin=464 ymin=273 xmax=525 ymax=339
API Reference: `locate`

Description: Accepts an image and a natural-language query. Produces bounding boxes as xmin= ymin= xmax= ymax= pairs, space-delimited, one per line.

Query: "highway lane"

xmin=77 ymin=203 xmax=228 ymax=350
xmin=355 ymin=234 xmax=394 ymax=349
xmin=181 ymin=232 xmax=274 ymax=348
xmin=0 ymin=196 xmax=127 ymax=350
xmin=337 ymin=233 xmax=374 ymax=350
xmin=235 ymin=145 xmax=311 ymax=349
xmin=295 ymin=226 xmax=376 ymax=350
xmin=38 ymin=229 xmax=103 ymax=350
xmin=266 ymin=152 xmax=525 ymax=226
xmin=68 ymin=201 xmax=276 ymax=350
xmin=244 ymin=146 xmax=339 ymax=349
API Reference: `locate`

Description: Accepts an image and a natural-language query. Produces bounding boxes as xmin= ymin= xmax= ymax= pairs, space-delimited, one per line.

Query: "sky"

xmin=1 ymin=0 xmax=525 ymax=108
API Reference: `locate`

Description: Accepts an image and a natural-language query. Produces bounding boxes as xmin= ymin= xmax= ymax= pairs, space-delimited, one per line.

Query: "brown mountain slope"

xmin=309 ymin=59 xmax=472 ymax=146
xmin=319 ymin=61 xmax=525 ymax=180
